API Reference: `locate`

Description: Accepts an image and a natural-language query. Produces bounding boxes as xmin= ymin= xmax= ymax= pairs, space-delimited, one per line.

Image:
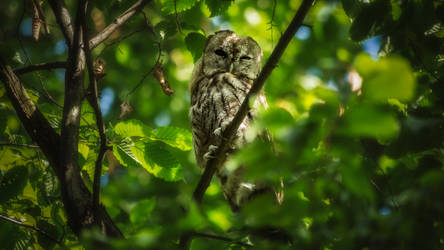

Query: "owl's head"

xmin=202 ymin=30 xmax=262 ymax=79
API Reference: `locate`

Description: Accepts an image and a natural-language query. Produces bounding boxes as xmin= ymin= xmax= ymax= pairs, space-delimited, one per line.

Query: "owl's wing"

xmin=190 ymin=57 xmax=203 ymax=105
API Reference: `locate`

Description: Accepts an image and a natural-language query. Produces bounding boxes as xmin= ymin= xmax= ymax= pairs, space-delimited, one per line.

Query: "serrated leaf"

xmin=185 ymin=32 xmax=207 ymax=62
xmin=0 ymin=166 xmax=28 ymax=203
xmin=36 ymin=169 xmax=58 ymax=206
xmin=112 ymin=138 xmax=141 ymax=168
xmin=204 ymin=0 xmax=232 ymax=17
xmin=150 ymin=126 xmax=193 ymax=151
xmin=114 ymin=119 xmax=153 ymax=138
xmin=160 ymin=0 xmax=200 ymax=14
xmin=133 ymin=141 xmax=183 ymax=181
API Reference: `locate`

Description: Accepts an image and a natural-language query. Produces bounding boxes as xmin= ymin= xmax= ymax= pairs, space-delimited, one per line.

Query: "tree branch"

xmin=0 ymin=214 xmax=61 ymax=244
xmin=192 ymin=0 xmax=316 ymax=204
xmin=13 ymin=61 xmax=66 ymax=75
xmin=48 ymin=0 xmax=74 ymax=47
xmin=88 ymin=0 xmax=152 ymax=50
xmin=81 ymin=2 xmax=108 ymax=216
xmin=0 ymin=56 xmax=61 ymax=176
xmin=179 ymin=231 xmax=253 ymax=249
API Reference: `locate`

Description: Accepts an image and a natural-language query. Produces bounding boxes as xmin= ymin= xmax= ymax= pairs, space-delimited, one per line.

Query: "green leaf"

xmin=150 ymin=126 xmax=193 ymax=151
xmin=0 ymin=166 xmax=28 ymax=203
xmin=36 ymin=220 xmax=60 ymax=250
xmin=133 ymin=141 xmax=183 ymax=181
xmin=355 ymin=54 xmax=416 ymax=102
xmin=114 ymin=119 xmax=153 ymax=138
xmin=185 ymin=32 xmax=207 ymax=62
xmin=154 ymin=20 xmax=178 ymax=39
xmin=36 ymin=169 xmax=59 ymax=206
xmin=160 ymin=0 xmax=200 ymax=14
xmin=112 ymin=138 xmax=141 ymax=168
xmin=0 ymin=220 xmax=26 ymax=250
xmin=130 ymin=198 xmax=156 ymax=225
xmin=341 ymin=0 xmax=363 ymax=18
xmin=204 ymin=0 xmax=232 ymax=17
xmin=349 ymin=4 xmax=376 ymax=41
xmin=341 ymin=104 xmax=399 ymax=139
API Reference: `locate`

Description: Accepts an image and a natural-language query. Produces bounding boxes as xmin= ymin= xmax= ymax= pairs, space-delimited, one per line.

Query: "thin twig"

xmin=0 ymin=143 xmax=40 ymax=148
xmin=88 ymin=0 xmax=152 ymax=50
xmin=16 ymin=0 xmax=62 ymax=108
xmin=126 ymin=42 xmax=162 ymax=98
xmin=80 ymin=1 xmax=107 ymax=216
xmin=174 ymin=0 xmax=183 ymax=34
xmin=267 ymin=0 xmax=277 ymax=46
xmin=0 ymin=214 xmax=61 ymax=244
xmin=14 ymin=61 xmax=66 ymax=75
xmin=179 ymin=231 xmax=252 ymax=249
xmin=192 ymin=0 xmax=316 ymax=204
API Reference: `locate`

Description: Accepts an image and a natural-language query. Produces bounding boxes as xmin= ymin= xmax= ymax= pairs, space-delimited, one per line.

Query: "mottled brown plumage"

xmin=190 ymin=30 xmax=268 ymax=210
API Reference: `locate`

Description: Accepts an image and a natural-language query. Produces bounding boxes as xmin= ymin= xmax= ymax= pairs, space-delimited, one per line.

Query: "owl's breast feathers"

xmin=190 ymin=72 xmax=253 ymax=168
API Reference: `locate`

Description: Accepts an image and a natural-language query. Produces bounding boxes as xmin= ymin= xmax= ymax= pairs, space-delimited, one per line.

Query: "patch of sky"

xmin=362 ymin=36 xmax=381 ymax=59
xmin=154 ymin=111 xmax=171 ymax=127
xmin=100 ymin=87 xmax=115 ymax=116
xmin=20 ymin=18 xmax=32 ymax=37
xmin=295 ymin=26 xmax=311 ymax=40
xmin=55 ymin=40 xmax=68 ymax=55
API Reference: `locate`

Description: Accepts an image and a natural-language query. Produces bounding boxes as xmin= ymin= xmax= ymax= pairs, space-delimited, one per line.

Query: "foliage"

xmin=1 ymin=0 xmax=444 ymax=249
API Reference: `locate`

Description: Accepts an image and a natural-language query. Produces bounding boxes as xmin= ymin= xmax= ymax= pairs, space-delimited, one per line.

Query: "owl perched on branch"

xmin=190 ymin=30 xmax=269 ymax=211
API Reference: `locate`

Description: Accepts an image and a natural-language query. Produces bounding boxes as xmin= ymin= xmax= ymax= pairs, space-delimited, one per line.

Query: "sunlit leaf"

xmin=114 ymin=119 xmax=153 ymax=138
xmin=204 ymin=0 xmax=232 ymax=17
xmin=150 ymin=126 xmax=192 ymax=151
xmin=355 ymin=54 xmax=416 ymax=102
xmin=160 ymin=0 xmax=200 ymax=14
xmin=113 ymin=138 xmax=141 ymax=168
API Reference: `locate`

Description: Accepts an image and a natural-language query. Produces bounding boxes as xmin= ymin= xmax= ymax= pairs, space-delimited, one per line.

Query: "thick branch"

xmin=81 ymin=2 xmax=108 ymax=216
xmin=48 ymin=0 xmax=74 ymax=47
xmin=192 ymin=0 xmax=316 ymax=203
xmin=0 ymin=214 xmax=60 ymax=244
xmin=88 ymin=0 xmax=152 ymax=49
xmin=0 ymin=56 xmax=61 ymax=176
xmin=13 ymin=61 xmax=66 ymax=75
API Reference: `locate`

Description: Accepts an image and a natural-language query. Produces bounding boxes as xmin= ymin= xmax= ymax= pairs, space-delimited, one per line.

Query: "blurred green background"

xmin=1 ymin=0 xmax=444 ymax=249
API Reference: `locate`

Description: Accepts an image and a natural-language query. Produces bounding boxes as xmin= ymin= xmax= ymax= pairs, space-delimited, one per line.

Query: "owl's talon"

xmin=214 ymin=128 xmax=222 ymax=136
xmin=204 ymin=145 xmax=218 ymax=159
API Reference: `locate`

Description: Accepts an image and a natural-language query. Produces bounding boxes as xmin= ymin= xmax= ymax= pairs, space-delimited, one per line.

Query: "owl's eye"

xmin=214 ymin=49 xmax=227 ymax=58
xmin=240 ymin=56 xmax=252 ymax=60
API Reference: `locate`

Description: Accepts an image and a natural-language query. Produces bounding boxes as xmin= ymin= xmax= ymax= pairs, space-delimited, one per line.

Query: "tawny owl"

xmin=190 ymin=30 xmax=269 ymax=211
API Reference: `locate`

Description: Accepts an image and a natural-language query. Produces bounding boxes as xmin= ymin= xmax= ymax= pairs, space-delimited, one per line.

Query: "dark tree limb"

xmin=192 ymin=0 xmax=316 ymax=203
xmin=80 ymin=2 xmax=108 ymax=217
xmin=13 ymin=61 xmax=66 ymax=75
xmin=48 ymin=0 xmax=74 ymax=47
xmin=0 ymin=214 xmax=61 ymax=244
xmin=0 ymin=57 xmax=61 ymax=176
xmin=88 ymin=0 xmax=152 ymax=50
xmin=179 ymin=231 xmax=253 ymax=249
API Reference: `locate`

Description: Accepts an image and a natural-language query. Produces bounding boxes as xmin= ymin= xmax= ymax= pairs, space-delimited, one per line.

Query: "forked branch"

xmin=89 ymin=0 xmax=152 ymax=49
xmin=192 ymin=0 xmax=316 ymax=203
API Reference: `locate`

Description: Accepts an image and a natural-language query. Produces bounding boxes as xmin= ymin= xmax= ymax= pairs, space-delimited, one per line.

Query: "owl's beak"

xmin=228 ymin=63 xmax=234 ymax=72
